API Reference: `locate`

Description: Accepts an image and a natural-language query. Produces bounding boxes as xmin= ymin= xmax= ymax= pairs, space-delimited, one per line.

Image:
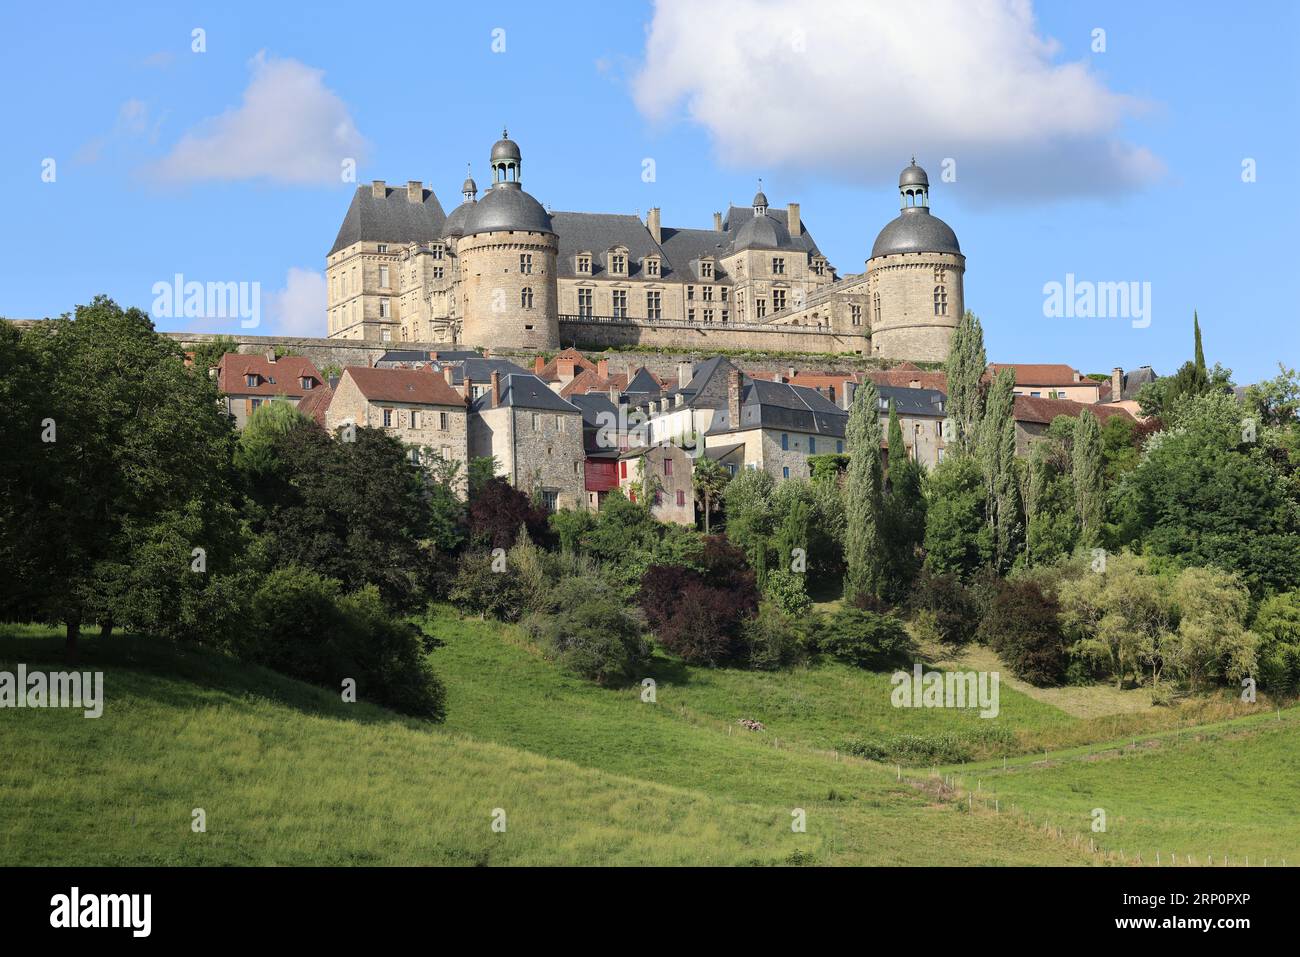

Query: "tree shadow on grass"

xmin=0 ymin=627 xmax=429 ymax=730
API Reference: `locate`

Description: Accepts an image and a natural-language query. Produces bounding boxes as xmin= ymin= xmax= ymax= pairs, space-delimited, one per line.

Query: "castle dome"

xmin=732 ymin=212 xmax=793 ymax=251
xmin=870 ymin=209 xmax=960 ymax=258
xmin=490 ymin=133 xmax=521 ymax=163
xmin=443 ymin=200 xmax=475 ymax=238
xmin=464 ymin=185 xmax=553 ymax=234
xmin=899 ymin=160 xmax=929 ymax=188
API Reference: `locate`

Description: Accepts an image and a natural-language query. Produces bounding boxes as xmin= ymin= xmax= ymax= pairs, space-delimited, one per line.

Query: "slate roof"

xmin=330 ymin=185 xmax=447 ymax=255
xmin=471 ymin=373 xmax=582 ymax=414
xmin=1108 ymin=366 xmax=1158 ymax=402
xmin=877 ymin=385 xmax=946 ymax=417
xmin=721 ymin=206 xmax=822 ymax=257
xmin=432 ymin=357 xmax=530 ymax=386
xmin=707 ymin=378 xmax=848 ymax=438
xmin=665 ymin=355 xmax=740 ymax=407
xmin=552 ymin=213 xmax=668 ymax=280
xmin=217 ymin=353 xmax=323 ymax=398
xmin=342 ymin=366 xmax=465 ymax=407
xmin=870 ymin=207 xmax=960 ymax=258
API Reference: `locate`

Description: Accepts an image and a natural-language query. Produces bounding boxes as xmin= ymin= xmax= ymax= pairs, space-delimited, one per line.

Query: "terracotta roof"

xmin=296 ymin=385 xmax=334 ymax=428
xmin=535 ymin=347 xmax=596 ymax=383
xmin=559 ymin=367 xmax=630 ymax=398
xmin=342 ymin=366 xmax=466 ymax=406
xmin=217 ymin=353 xmax=323 ymax=398
xmin=1013 ymin=395 xmax=1134 ymax=426
xmin=862 ymin=368 xmax=949 ymax=391
xmin=988 ymin=363 xmax=1088 ymax=387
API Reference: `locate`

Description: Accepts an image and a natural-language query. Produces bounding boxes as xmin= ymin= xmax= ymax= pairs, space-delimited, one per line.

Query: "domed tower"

xmin=865 ymin=159 xmax=965 ymax=362
xmin=441 ymin=165 xmax=478 ymax=246
xmin=458 ymin=130 xmax=560 ymax=350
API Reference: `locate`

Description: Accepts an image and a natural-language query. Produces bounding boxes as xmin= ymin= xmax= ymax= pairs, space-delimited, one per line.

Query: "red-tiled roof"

xmin=988 ymin=363 xmax=1088 ymax=387
xmin=559 ymin=367 xmax=631 ymax=398
xmin=217 ymin=353 xmax=323 ymax=398
xmin=535 ymin=347 xmax=596 ymax=383
xmin=862 ymin=368 xmax=949 ymax=391
xmin=1013 ymin=395 xmax=1133 ymax=426
xmin=342 ymin=366 xmax=466 ymax=406
xmin=296 ymin=385 xmax=334 ymax=427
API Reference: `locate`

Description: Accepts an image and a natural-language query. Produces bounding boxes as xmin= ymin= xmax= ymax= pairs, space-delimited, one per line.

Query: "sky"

xmin=1 ymin=0 xmax=1296 ymax=384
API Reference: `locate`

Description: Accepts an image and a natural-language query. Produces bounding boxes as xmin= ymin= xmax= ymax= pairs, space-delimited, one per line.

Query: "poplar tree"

xmin=943 ymin=310 xmax=987 ymax=456
xmin=979 ymin=368 xmax=1021 ymax=570
xmin=1073 ymin=409 xmax=1104 ymax=546
xmin=884 ymin=399 xmax=925 ymax=596
xmin=844 ymin=378 xmax=885 ymax=601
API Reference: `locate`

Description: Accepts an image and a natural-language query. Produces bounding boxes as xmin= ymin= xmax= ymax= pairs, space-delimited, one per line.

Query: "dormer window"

xmin=576 ymin=254 xmax=591 ymax=274
xmin=772 ymin=257 xmax=786 ymax=275
xmin=813 ymin=258 xmax=826 ymax=276
xmin=432 ymin=245 xmax=445 ymax=261
xmin=300 ymin=376 xmax=315 ymax=390
xmin=644 ymin=257 xmax=660 ymax=277
xmin=700 ymin=260 xmax=714 ymax=279
xmin=245 ymin=373 xmax=259 ymax=388
xmin=609 ymin=252 xmax=626 ymax=275
xmin=377 ymin=244 xmax=388 ymax=253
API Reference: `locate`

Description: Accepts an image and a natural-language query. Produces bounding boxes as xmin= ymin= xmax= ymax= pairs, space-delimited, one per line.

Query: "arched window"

xmin=933 ymin=285 xmax=947 ymax=316
xmin=521 ymin=287 xmax=534 ymax=309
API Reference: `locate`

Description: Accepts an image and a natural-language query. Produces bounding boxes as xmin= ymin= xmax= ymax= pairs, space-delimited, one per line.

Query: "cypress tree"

xmin=844 ymin=378 xmax=885 ymax=601
xmin=1073 ymin=409 xmax=1104 ymax=546
xmin=884 ymin=399 xmax=925 ymax=596
xmin=943 ymin=310 xmax=987 ymax=456
xmin=1193 ymin=310 xmax=1206 ymax=381
xmin=979 ymin=368 xmax=1021 ymax=570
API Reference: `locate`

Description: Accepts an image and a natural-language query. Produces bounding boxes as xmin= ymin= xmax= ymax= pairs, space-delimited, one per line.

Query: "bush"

xmin=238 ymin=566 xmax=445 ymax=719
xmin=523 ymin=577 xmax=650 ymax=685
xmin=840 ymin=725 xmax=1016 ymax=765
xmin=907 ymin=569 xmax=979 ymax=645
xmin=653 ymin=581 xmax=744 ymax=665
xmin=977 ymin=580 xmax=1069 ymax=686
xmin=763 ymin=569 xmax=812 ymax=615
xmin=742 ymin=602 xmax=808 ymax=671
xmin=816 ymin=608 xmax=913 ymax=669
xmin=448 ymin=551 xmax=524 ymax=621
xmin=468 ymin=477 xmax=553 ymax=550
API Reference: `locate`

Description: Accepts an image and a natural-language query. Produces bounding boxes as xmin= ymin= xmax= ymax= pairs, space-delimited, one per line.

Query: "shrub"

xmin=524 ymin=577 xmax=650 ymax=685
xmin=907 ymin=569 xmax=979 ymax=645
xmin=742 ymin=602 xmax=808 ymax=671
xmin=238 ymin=566 xmax=446 ymax=719
xmin=763 ymin=569 xmax=812 ymax=615
xmin=816 ymin=608 xmax=913 ymax=669
xmin=840 ymin=725 xmax=1016 ymax=765
xmin=977 ymin=579 xmax=1069 ymax=686
xmin=449 ymin=550 xmax=524 ymax=621
xmin=468 ymin=477 xmax=552 ymax=550
xmin=654 ymin=581 xmax=744 ymax=665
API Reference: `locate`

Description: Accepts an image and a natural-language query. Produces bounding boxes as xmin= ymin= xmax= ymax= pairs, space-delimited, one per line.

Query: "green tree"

xmin=923 ymin=455 xmax=991 ymax=577
xmin=691 ymin=455 xmax=730 ymax=533
xmin=189 ymin=334 xmax=239 ymax=371
xmin=980 ymin=367 xmax=1021 ymax=570
xmin=723 ymin=467 xmax=776 ymax=585
xmin=883 ymin=400 xmax=925 ymax=598
xmin=1072 ymin=410 xmax=1104 ymax=547
xmin=1164 ymin=566 xmax=1257 ymax=693
xmin=943 ymin=310 xmax=987 ymax=456
xmin=844 ymin=378 xmax=885 ymax=600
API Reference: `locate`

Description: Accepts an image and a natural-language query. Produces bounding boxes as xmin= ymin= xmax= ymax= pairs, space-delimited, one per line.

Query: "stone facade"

xmin=470 ymin=402 xmax=585 ymax=511
xmin=864 ymin=251 xmax=965 ymax=361
xmin=458 ymin=229 xmax=560 ymax=351
xmin=618 ymin=444 xmax=695 ymax=525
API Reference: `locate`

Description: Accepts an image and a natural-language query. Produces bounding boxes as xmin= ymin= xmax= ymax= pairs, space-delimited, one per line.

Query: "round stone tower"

xmin=865 ymin=159 xmax=965 ymax=362
xmin=458 ymin=130 xmax=560 ymax=351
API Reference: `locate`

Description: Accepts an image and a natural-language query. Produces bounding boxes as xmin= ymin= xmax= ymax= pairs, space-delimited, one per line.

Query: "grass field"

xmin=1 ymin=612 xmax=1295 ymax=866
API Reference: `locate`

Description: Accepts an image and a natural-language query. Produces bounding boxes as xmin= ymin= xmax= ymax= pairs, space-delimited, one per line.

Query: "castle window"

xmin=934 ymin=265 xmax=944 ymax=283
xmin=577 ymin=288 xmax=593 ymax=318
xmin=612 ymin=289 xmax=628 ymax=318
xmin=380 ymin=265 xmax=390 ymax=288
xmin=521 ymin=287 xmax=534 ymax=309
xmin=645 ymin=258 xmax=660 ymax=277
xmin=772 ymin=289 xmax=786 ymax=311
xmin=703 ymin=286 xmax=713 ymax=302
xmin=686 ymin=285 xmax=695 ymax=301
xmin=720 ymin=288 xmax=728 ymax=301
xmin=382 ymin=329 xmax=391 ymax=342
xmin=377 ymin=244 xmax=388 ymax=253
xmin=851 ymin=304 xmax=862 ymax=326
xmin=700 ymin=260 xmax=714 ymax=279
xmin=873 ymin=292 xmax=881 ymax=323
xmin=433 ymin=267 xmax=444 ymax=280
xmin=610 ymin=253 xmax=626 ymax=275
xmin=933 ymin=285 xmax=948 ymax=316
xmin=756 ymin=299 xmax=767 ymax=318
xmin=432 ymin=245 xmax=444 ymax=260
xmin=688 ymin=308 xmax=695 ymax=323
xmin=703 ymin=308 xmax=713 ymax=323
xmin=813 ymin=259 xmax=825 ymax=276
xmin=520 ymin=253 xmax=533 ymax=275
xmin=380 ymin=298 xmax=391 ymax=318
xmin=721 ymin=310 xmax=729 ymax=323
xmin=646 ymin=291 xmax=662 ymax=320
xmin=577 ymin=255 xmax=591 ymax=274
xmin=772 ymin=257 xmax=785 ymax=275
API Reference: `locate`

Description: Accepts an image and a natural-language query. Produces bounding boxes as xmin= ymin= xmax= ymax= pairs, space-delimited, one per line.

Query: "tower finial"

xmin=503 ymin=127 xmax=509 ymax=139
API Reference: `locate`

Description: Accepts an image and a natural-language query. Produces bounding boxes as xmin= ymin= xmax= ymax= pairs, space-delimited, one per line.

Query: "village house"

xmin=215 ymin=352 xmax=324 ymax=428
xmin=988 ymin=363 xmax=1103 ymax=403
xmin=617 ymin=442 xmax=696 ymax=525
xmin=1012 ymin=394 xmax=1135 ymax=455
xmin=325 ymin=365 xmax=470 ymax=492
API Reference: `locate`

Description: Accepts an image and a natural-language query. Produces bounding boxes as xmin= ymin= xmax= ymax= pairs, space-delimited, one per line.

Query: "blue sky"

xmin=1 ymin=0 xmax=1295 ymax=383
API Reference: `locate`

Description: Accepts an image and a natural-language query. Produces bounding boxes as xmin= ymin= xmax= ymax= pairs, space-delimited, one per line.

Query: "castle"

xmin=326 ymin=133 xmax=964 ymax=362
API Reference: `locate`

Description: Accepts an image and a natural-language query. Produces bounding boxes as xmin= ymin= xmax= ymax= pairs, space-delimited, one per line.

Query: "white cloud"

xmin=265 ymin=268 xmax=326 ymax=336
xmin=632 ymin=0 xmax=1163 ymax=201
xmin=152 ymin=53 xmax=368 ymax=185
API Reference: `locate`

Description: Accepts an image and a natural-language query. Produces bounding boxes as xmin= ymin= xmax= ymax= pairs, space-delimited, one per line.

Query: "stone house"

xmin=216 ymin=352 xmax=324 ymax=429
xmin=617 ymin=442 xmax=696 ymax=525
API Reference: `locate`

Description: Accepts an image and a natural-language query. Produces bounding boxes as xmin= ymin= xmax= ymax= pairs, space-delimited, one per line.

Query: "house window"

xmin=542 ymin=489 xmax=559 ymax=512
xmin=726 ymin=464 xmax=738 ymax=477
xmin=851 ymin=304 xmax=862 ymax=326
xmin=676 ymin=490 xmax=686 ymax=507
xmin=380 ymin=298 xmax=391 ymax=318
xmin=646 ymin=258 xmax=660 ymax=277
xmin=301 ymin=377 xmax=314 ymax=390
xmin=773 ymin=289 xmax=786 ymax=311
xmin=521 ymin=287 xmax=534 ymax=308
xmin=410 ymin=411 xmax=419 ymax=429
xmin=619 ymin=461 xmax=628 ymax=479
xmin=646 ymin=291 xmax=662 ymax=320
xmin=934 ymin=285 xmax=948 ymax=316
xmin=781 ymin=433 xmax=789 ymax=451
xmin=555 ymin=415 xmax=564 ymax=431
xmin=756 ymin=299 xmax=767 ymax=318
xmin=409 ymin=447 xmax=421 ymax=465
xmin=532 ymin=413 xmax=541 ymax=430
xmin=379 ymin=265 xmax=390 ymax=288
xmin=772 ymin=257 xmax=785 ymax=275
xmin=577 ymin=288 xmax=593 ymax=317
xmin=439 ymin=412 xmax=448 ymax=430
xmin=520 ymin=253 xmax=532 ymax=274
xmin=809 ymin=437 xmax=816 ymax=454
xmin=383 ymin=409 xmax=393 ymax=427
xmin=782 ymin=466 xmax=790 ymax=479
xmin=245 ymin=373 xmax=258 ymax=387
xmin=577 ymin=255 xmax=591 ymax=274
xmin=612 ymin=289 xmax=628 ymax=318
xmin=250 ymin=398 xmax=263 ymax=410
xmin=836 ymin=440 xmax=844 ymax=454
xmin=663 ymin=459 xmax=673 ymax=477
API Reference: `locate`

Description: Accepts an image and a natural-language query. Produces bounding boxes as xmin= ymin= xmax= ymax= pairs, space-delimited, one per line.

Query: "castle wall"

xmin=866 ymin=251 xmax=964 ymax=362
xmin=459 ymin=230 xmax=560 ymax=351
xmin=555 ymin=317 xmax=869 ymax=356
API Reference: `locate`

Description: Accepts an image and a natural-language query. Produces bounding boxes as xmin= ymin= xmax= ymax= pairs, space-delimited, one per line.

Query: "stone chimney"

xmin=597 ymin=358 xmax=609 ymax=378
xmin=534 ymin=356 xmax=545 ymax=374
xmin=727 ymin=369 xmax=742 ymax=426
xmin=463 ymin=375 xmax=474 ymax=400
xmin=609 ymin=385 xmax=621 ymax=406
xmin=443 ymin=366 xmax=455 ymax=387
xmin=843 ymin=380 xmax=858 ymax=411
xmin=371 ymin=180 xmax=386 ymax=199
xmin=787 ymin=202 xmax=801 ymax=236
xmin=265 ymin=349 xmax=277 ymax=363
xmin=677 ymin=360 xmax=694 ymax=388
xmin=713 ymin=211 xmax=723 ymax=232
xmin=1111 ymin=367 xmax=1124 ymax=402
xmin=490 ymin=371 xmax=501 ymax=408
xmin=557 ymin=355 xmax=577 ymax=382
xmin=786 ymin=365 xmax=796 ymax=380
xmin=407 ymin=181 xmax=423 ymax=203
xmin=647 ymin=207 xmax=662 ymax=244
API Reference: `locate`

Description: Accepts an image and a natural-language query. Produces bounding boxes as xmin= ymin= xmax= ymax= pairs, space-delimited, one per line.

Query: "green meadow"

xmin=1 ymin=612 xmax=1294 ymax=866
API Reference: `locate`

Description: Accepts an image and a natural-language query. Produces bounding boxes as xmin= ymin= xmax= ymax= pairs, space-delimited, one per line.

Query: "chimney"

xmin=463 ymin=375 xmax=474 ymax=400
xmin=843 ymin=380 xmax=858 ymax=411
xmin=713 ymin=211 xmax=723 ymax=232
xmin=787 ymin=202 xmax=801 ymax=236
xmin=597 ymin=358 xmax=609 ymax=378
xmin=371 ymin=180 xmax=386 ymax=199
xmin=557 ymin=355 xmax=577 ymax=381
xmin=647 ymin=207 xmax=662 ymax=244
xmin=265 ymin=349 xmax=277 ymax=363
xmin=609 ymin=385 xmax=621 ymax=405
xmin=1111 ymin=366 xmax=1124 ymax=402
xmin=727 ymin=369 xmax=742 ymax=426
xmin=786 ymin=365 xmax=796 ymax=380
xmin=490 ymin=371 xmax=501 ymax=408
xmin=677 ymin=360 xmax=694 ymax=388
xmin=407 ymin=180 xmax=423 ymax=203
xmin=443 ymin=366 xmax=455 ymax=387
xmin=534 ymin=356 xmax=545 ymax=374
